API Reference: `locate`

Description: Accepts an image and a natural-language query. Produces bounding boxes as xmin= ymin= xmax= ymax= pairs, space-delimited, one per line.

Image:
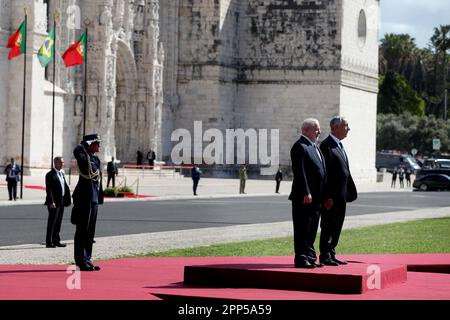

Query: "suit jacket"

xmin=44 ymin=169 xmax=71 ymax=207
xmin=5 ymin=164 xmax=21 ymax=182
xmin=276 ymin=171 xmax=283 ymax=182
xmin=289 ymin=136 xmax=327 ymax=204
xmin=320 ymin=135 xmax=357 ymax=203
xmin=107 ymin=161 xmax=118 ymax=175
xmin=191 ymin=167 xmax=201 ymax=181
xmin=147 ymin=151 xmax=156 ymax=161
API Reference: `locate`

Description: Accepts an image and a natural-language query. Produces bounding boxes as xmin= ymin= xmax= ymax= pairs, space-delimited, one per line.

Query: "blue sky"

xmin=380 ymin=0 xmax=450 ymax=48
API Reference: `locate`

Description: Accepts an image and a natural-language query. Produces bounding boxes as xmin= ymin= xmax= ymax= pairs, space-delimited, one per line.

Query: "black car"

xmin=416 ymin=168 xmax=450 ymax=179
xmin=413 ymin=174 xmax=450 ymax=191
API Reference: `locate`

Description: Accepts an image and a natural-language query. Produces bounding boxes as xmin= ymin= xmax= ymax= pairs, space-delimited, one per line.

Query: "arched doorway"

xmin=115 ymin=39 xmax=138 ymax=163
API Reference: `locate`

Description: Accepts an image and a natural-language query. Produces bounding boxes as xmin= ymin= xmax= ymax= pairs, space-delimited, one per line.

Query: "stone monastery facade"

xmin=0 ymin=0 xmax=379 ymax=181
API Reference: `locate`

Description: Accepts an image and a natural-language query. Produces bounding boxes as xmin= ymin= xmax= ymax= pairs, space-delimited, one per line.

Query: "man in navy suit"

xmin=5 ymin=158 xmax=21 ymax=201
xmin=319 ymin=116 xmax=357 ymax=266
xmin=289 ymin=119 xmax=328 ymax=268
xmin=44 ymin=157 xmax=71 ymax=248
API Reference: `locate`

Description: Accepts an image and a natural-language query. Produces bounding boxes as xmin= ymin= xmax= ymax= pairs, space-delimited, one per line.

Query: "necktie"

xmin=314 ymin=144 xmax=323 ymax=163
xmin=339 ymin=142 xmax=348 ymax=163
xmin=58 ymin=171 xmax=65 ymax=197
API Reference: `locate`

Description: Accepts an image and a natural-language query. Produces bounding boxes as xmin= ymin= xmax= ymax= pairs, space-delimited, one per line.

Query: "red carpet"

xmin=0 ymin=255 xmax=449 ymax=300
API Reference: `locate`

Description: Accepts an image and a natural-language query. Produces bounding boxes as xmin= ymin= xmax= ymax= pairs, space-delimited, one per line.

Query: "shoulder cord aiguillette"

xmin=78 ymin=146 xmax=100 ymax=182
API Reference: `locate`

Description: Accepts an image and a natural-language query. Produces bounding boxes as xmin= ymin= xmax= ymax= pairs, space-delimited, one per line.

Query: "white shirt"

xmin=8 ymin=164 xmax=17 ymax=179
xmin=330 ymin=133 xmax=348 ymax=163
xmin=55 ymin=169 xmax=65 ymax=197
xmin=301 ymin=135 xmax=323 ymax=163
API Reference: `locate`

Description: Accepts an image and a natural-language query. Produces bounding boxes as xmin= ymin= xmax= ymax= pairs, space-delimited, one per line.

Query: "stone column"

xmin=7 ymin=0 xmax=48 ymax=173
xmin=81 ymin=0 xmax=117 ymax=163
xmin=0 ymin=0 xmax=11 ymax=164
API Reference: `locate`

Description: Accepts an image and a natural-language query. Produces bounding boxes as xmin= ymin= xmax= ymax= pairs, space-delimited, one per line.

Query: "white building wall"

xmin=339 ymin=86 xmax=377 ymax=183
xmin=338 ymin=0 xmax=379 ymax=182
xmin=0 ymin=0 xmax=10 ymax=166
xmin=237 ymin=78 xmax=341 ymax=169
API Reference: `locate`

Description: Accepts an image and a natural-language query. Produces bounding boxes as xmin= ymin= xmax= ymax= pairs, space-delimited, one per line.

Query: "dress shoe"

xmin=86 ymin=261 xmax=101 ymax=271
xmin=320 ymin=258 xmax=339 ymax=266
xmin=76 ymin=263 xmax=95 ymax=271
xmin=294 ymin=260 xmax=316 ymax=269
xmin=54 ymin=243 xmax=67 ymax=248
xmin=311 ymin=262 xmax=324 ymax=268
xmin=332 ymin=257 xmax=348 ymax=265
xmin=46 ymin=244 xmax=56 ymax=248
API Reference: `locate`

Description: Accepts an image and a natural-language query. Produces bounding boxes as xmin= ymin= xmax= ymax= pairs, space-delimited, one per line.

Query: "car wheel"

xmin=419 ymin=184 xmax=428 ymax=191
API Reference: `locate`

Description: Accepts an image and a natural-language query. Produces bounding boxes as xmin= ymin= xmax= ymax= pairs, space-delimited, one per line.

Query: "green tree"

xmin=380 ymin=34 xmax=417 ymax=74
xmin=429 ymin=25 xmax=450 ymax=118
xmin=377 ymin=113 xmax=450 ymax=155
xmin=378 ymin=71 xmax=425 ymax=116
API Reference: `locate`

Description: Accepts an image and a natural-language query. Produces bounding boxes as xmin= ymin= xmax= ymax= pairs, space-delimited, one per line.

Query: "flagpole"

xmin=51 ymin=14 xmax=58 ymax=169
xmin=20 ymin=9 xmax=27 ymax=199
xmin=83 ymin=20 xmax=90 ymax=137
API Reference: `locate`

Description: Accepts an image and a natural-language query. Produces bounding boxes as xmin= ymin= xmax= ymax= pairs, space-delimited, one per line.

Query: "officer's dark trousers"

xmin=320 ymin=202 xmax=346 ymax=260
xmin=46 ymin=206 xmax=64 ymax=245
xmin=292 ymin=200 xmax=321 ymax=264
xmin=276 ymin=181 xmax=281 ymax=193
xmin=74 ymin=203 xmax=98 ymax=264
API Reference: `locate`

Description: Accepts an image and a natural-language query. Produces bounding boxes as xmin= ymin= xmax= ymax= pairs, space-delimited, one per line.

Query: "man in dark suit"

xmin=191 ymin=165 xmax=201 ymax=196
xmin=4 ymin=158 xmax=20 ymax=201
xmin=289 ymin=119 xmax=328 ymax=269
xmin=71 ymin=134 xmax=104 ymax=271
xmin=275 ymin=168 xmax=283 ymax=194
xmin=107 ymin=157 xmax=118 ymax=188
xmin=136 ymin=150 xmax=143 ymax=166
xmin=44 ymin=157 xmax=71 ymax=248
xmin=319 ymin=116 xmax=357 ymax=266
xmin=147 ymin=149 xmax=156 ymax=168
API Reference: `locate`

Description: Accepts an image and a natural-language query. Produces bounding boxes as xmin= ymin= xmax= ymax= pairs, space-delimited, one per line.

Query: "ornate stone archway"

xmin=115 ymin=39 xmax=138 ymax=163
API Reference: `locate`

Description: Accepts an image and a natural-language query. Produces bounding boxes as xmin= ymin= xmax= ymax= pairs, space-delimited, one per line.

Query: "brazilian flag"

xmin=37 ymin=27 xmax=55 ymax=67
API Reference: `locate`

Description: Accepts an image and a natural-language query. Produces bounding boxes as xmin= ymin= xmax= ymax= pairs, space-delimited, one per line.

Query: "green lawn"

xmin=135 ymin=218 xmax=450 ymax=258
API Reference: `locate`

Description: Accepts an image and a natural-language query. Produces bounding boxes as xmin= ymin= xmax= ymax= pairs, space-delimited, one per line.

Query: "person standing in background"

xmin=44 ymin=157 xmax=71 ymax=248
xmin=107 ymin=157 xmax=118 ymax=188
xmin=239 ymin=165 xmax=248 ymax=194
xmin=191 ymin=165 xmax=201 ymax=196
xmin=275 ymin=168 xmax=283 ymax=194
xmin=5 ymin=158 xmax=20 ymax=201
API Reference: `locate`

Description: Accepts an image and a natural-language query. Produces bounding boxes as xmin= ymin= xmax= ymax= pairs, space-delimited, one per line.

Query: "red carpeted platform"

xmin=184 ymin=263 xmax=407 ymax=294
xmin=0 ymin=255 xmax=449 ymax=300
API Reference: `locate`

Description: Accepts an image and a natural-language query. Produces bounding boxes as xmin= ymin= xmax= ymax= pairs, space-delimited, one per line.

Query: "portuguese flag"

xmin=7 ymin=20 xmax=26 ymax=60
xmin=37 ymin=27 xmax=55 ymax=67
xmin=62 ymin=32 xmax=87 ymax=67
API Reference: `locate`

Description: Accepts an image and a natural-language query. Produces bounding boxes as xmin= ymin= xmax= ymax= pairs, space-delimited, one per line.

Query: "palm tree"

xmin=430 ymin=25 xmax=450 ymax=118
xmin=380 ymin=33 xmax=418 ymax=77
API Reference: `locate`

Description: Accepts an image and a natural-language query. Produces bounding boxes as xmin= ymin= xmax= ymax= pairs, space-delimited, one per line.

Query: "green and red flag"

xmin=37 ymin=27 xmax=55 ymax=67
xmin=7 ymin=20 xmax=26 ymax=60
xmin=62 ymin=32 xmax=87 ymax=67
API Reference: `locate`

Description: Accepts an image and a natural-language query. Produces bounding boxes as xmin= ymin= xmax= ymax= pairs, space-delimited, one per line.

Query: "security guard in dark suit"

xmin=44 ymin=157 xmax=71 ymax=248
xmin=4 ymin=158 xmax=20 ymax=201
xmin=71 ymin=134 xmax=104 ymax=271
